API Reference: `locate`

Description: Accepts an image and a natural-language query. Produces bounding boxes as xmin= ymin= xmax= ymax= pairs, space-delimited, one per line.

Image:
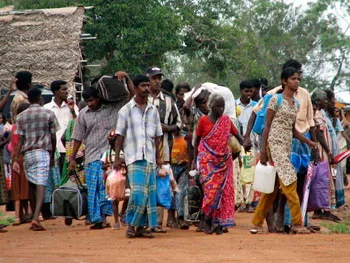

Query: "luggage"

xmin=184 ymin=185 xmax=201 ymax=223
xmin=51 ymin=171 xmax=87 ymax=219
xmin=96 ymin=75 xmax=129 ymax=102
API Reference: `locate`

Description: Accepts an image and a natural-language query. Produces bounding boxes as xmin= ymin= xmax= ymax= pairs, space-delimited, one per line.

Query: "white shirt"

xmin=44 ymin=99 xmax=79 ymax=153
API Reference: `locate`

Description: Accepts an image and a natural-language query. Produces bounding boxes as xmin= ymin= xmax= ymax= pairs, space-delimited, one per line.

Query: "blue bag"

xmin=253 ymin=94 xmax=282 ymax=135
xmin=156 ymin=174 xmax=172 ymax=209
xmin=252 ymin=94 xmax=299 ymax=135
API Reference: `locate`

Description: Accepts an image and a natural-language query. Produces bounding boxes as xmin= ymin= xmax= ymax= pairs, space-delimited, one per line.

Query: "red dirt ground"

xmin=1 ymin=182 xmax=350 ymax=263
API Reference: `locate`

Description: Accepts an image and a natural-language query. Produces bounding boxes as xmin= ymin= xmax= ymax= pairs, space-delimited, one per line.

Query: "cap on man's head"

xmin=145 ymin=67 xmax=163 ymax=77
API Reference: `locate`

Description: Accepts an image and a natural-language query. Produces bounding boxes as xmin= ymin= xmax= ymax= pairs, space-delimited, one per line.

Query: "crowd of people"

xmin=0 ymin=59 xmax=349 ymax=237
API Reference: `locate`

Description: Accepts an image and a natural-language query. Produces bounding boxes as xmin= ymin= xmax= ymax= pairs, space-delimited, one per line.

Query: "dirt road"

xmin=1 ymin=188 xmax=350 ymax=263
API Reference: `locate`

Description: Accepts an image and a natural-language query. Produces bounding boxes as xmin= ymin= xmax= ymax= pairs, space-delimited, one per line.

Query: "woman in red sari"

xmin=193 ymin=94 xmax=243 ymax=234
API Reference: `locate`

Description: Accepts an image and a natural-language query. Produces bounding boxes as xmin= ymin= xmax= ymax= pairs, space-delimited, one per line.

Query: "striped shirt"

xmin=16 ymin=104 xmax=59 ymax=153
xmin=72 ymin=103 xmax=121 ymax=164
xmin=116 ymin=98 xmax=163 ymax=166
xmin=148 ymin=91 xmax=182 ymax=162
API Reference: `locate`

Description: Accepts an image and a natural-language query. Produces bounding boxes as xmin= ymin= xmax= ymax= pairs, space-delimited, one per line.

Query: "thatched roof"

xmin=0 ymin=6 xmax=85 ymax=90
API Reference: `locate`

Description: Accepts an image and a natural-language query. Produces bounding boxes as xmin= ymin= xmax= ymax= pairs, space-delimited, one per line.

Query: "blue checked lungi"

xmin=126 ymin=160 xmax=158 ymax=228
xmin=290 ymin=133 xmax=311 ymax=173
xmin=170 ymin=164 xmax=189 ymax=217
xmin=23 ymin=149 xmax=50 ymax=186
xmin=44 ymin=164 xmax=61 ymax=203
xmin=85 ymin=160 xmax=113 ymax=223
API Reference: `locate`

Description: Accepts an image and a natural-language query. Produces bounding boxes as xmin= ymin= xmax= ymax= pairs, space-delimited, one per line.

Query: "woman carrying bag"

xmin=251 ymin=67 xmax=317 ymax=234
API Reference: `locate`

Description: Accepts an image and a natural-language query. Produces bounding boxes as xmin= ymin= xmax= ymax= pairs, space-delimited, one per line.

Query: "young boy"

xmin=170 ymin=129 xmax=190 ymax=229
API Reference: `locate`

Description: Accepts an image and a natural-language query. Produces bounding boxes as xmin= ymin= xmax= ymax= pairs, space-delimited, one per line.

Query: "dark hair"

xmin=258 ymin=78 xmax=268 ymax=86
xmin=0 ymin=113 xmax=5 ymax=124
xmin=279 ymin=67 xmax=299 ymax=93
xmin=249 ymin=79 xmax=260 ymax=89
xmin=133 ymin=74 xmax=150 ymax=88
xmin=282 ymin=59 xmax=302 ymax=70
xmin=324 ymin=89 xmax=335 ymax=100
xmin=161 ymin=79 xmax=174 ymax=93
xmin=15 ymin=71 xmax=32 ymax=91
xmin=82 ymin=87 xmax=99 ymax=100
xmin=27 ymin=87 xmax=42 ymax=103
xmin=239 ymin=80 xmax=253 ymax=90
xmin=194 ymin=90 xmax=210 ymax=107
xmin=50 ymin=80 xmax=67 ymax=93
xmin=175 ymin=82 xmax=191 ymax=94
xmin=17 ymin=102 xmax=30 ymax=115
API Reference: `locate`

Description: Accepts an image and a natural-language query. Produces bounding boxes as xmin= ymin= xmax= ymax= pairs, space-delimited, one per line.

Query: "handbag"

xmin=307 ymin=161 xmax=330 ymax=211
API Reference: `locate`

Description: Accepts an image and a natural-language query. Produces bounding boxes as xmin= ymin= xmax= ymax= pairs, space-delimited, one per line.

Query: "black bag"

xmin=184 ymin=185 xmax=202 ymax=223
xmin=96 ymin=75 xmax=129 ymax=102
xmin=50 ymin=171 xmax=87 ymax=219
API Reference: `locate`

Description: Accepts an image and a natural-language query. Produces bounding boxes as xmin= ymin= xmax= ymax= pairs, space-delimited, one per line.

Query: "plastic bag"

xmin=156 ymin=174 xmax=172 ymax=209
xmin=106 ymin=170 xmax=126 ymax=201
xmin=307 ymin=161 xmax=330 ymax=212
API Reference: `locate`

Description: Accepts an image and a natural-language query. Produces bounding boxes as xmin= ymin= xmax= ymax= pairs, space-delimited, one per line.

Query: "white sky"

xmin=287 ymin=0 xmax=350 ymax=102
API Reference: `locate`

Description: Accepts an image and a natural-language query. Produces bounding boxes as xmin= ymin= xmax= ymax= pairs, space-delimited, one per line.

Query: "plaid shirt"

xmin=116 ymin=98 xmax=163 ymax=166
xmin=16 ymin=104 xmax=59 ymax=153
xmin=72 ymin=103 xmax=121 ymax=164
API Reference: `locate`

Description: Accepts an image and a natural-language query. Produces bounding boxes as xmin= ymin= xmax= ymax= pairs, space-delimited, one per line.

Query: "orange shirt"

xmin=171 ymin=135 xmax=189 ymax=165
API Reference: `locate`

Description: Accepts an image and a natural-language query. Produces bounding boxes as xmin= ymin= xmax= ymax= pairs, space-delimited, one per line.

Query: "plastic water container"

xmin=253 ymin=161 xmax=277 ymax=194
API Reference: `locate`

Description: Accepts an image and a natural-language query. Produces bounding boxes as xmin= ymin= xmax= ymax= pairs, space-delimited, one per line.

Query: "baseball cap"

xmin=145 ymin=67 xmax=163 ymax=77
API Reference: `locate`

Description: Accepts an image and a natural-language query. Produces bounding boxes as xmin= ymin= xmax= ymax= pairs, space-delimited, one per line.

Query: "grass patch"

xmin=0 ymin=211 xmax=15 ymax=226
xmin=322 ymin=213 xmax=350 ymax=234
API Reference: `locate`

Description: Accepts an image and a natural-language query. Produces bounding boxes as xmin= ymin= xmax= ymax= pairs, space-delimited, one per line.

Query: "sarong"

xmin=85 ymin=160 xmax=113 ymax=223
xmin=126 ymin=160 xmax=158 ymax=228
xmin=23 ymin=149 xmax=50 ymax=186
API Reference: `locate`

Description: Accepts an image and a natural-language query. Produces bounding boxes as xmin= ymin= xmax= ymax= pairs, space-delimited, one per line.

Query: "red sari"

xmin=196 ymin=115 xmax=236 ymax=227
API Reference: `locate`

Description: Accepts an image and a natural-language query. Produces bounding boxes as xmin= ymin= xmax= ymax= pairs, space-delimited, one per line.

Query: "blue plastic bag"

xmin=156 ymin=174 xmax=172 ymax=209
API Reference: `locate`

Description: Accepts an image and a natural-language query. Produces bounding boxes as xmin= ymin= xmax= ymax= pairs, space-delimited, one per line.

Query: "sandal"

xmin=151 ymin=227 xmax=167 ymax=233
xmin=250 ymin=226 xmax=265 ymax=234
xmin=136 ymin=227 xmax=154 ymax=238
xmin=126 ymin=226 xmax=136 ymax=238
xmin=112 ymin=223 xmax=121 ymax=230
xmin=319 ymin=211 xmax=341 ymax=222
xmin=30 ymin=221 xmax=46 ymax=231
xmin=290 ymin=226 xmax=311 ymax=234
xmin=12 ymin=218 xmax=21 ymax=226
xmin=307 ymin=225 xmax=321 ymax=232
xmin=90 ymin=222 xmax=104 ymax=230
xmin=0 ymin=228 xmax=7 ymax=233
xmin=246 ymin=206 xmax=255 ymax=213
xmin=238 ymin=206 xmax=246 ymax=213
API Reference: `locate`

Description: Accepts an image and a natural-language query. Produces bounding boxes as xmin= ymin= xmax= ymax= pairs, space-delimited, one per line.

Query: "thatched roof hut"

xmin=0 ymin=6 xmax=85 ymax=90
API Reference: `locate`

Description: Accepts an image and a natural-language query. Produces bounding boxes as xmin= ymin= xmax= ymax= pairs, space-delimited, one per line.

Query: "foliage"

xmin=0 ymin=211 xmax=15 ymax=226
xmin=0 ymin=0 xmax=349 ymax=94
